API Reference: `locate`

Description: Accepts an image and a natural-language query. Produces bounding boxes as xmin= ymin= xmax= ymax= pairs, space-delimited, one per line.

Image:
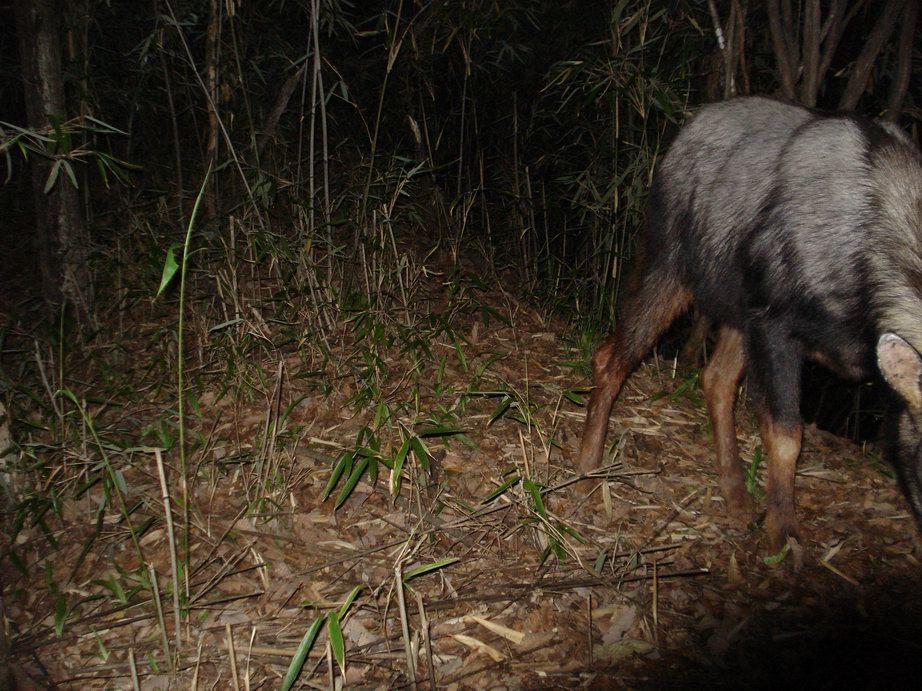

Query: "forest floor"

xmin=4 ymin=236 xmax=922 ymax=690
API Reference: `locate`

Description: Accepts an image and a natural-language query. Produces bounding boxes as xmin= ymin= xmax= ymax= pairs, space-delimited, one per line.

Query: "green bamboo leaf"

xmin=482 ymin=475 xmax=520 ymax=503
xmin=404 ymin=557 xmax=460 ymax=581
xmin=563 ymin=388 xmax=586 ymax=406
xmin=94 ymin=576 xmax=128 ymax=605
xmin=550 ymin=540 xmax=567 ymax=560
xmin=523 ymin=479 xmax=548 ymax=519
xmin=354 ymin=445 xmax=381 ymax=459
xmin=94 ymin=631 xmax=110 ymax=662
xmin=593 ymin=550 xmax=608 ymax=573
xmin=489 ymin=395 xmax=513 ymax=423
xmin=1 ymin=148 xmax=11 ymax=183
xmin=418 ymin=425 xmax=462 ymax=438
xmin=334 ymin=456 xmax=370 ymax=509
xmin=112 ymin=468 xmax=128 ymax=495
xmin=746 ymin=446 xmax=764 ymax=496
xmin=54 ymin=596 xmax=68 ymax=638
xmin=322 ymin=452 xmax=353 ymax=502
xmin=280 ymin=617 xmax=324 ymax=691
xmin=44 ymin=159 xmax=61 ymax=193
xmin=390 ymin=438 xmax=412 ymax=496
xmin=84 ymin=114 xmax=129 ymax=135
xmin=367 ymin=458 xmax=378 ymax=484
xmin=410 ymin=436 xmax=430 ymax=470
xmin=451 ymin=332 xmax=468 ymax=372
xmin=95 ymin=156 xmax=110 ymax=188
xmin=373 ymin=400 xmax=390 ymax=428
xmin=669 ymin=373 xmax=701 ymax=404
xmin=355 ymin=426 xmax=377 ymax=450
xmin=157 ymin=244 xmax=181 ymax=297
xmin=61 ymin=160 xmax=78 ymax=188
xmin=374 ymin=453 xmax=394 ymax=471
xmin=558 ymin=523 xmax=587 ymax=543
xmin=328 ymin=611 xmax=346 ymax=675
xmin=338 ymin=585 xmax=363 ymax=617
xmin=58 ymin=388 xmax=81 ymax=407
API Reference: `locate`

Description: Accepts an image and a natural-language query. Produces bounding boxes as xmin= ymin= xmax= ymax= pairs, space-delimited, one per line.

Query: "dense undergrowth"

xmin=1 ymin=190 xmax=600 ymax=684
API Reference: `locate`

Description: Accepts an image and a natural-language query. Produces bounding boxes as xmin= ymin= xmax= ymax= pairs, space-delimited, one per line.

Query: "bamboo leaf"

xmin=44 ymin=159 xmax=61 ymax=193
xmin=334 ymin=455 xmax=370 ymax=509
xmin=322 ymin=452 xmax=353 ymax=502
xmin=61 ymin=160 xmax=78 ymax=188
xmin=338 ymin=584 xmax=363 ymax=617
xmin=482 ymin=475 xmax=520 ymax=503
xmin=410 ymin=435 xmax=430 ymax=470
xmin=157 ymin=244 xmax=181 ymax=297
xmin=419 ymin=425 xmax=462 ymax=438
xmin=489 ymin=395 xmax=513 ymax=423
xmin=280 ymin=617 xmax=324 ymax=691
xmin=390 ymin=438 xmax=412 ymax=496
xmin=54 ymin=596 xmax=68 ymax=638
xmin=523 ymin=478 xmax=548 ymax=519
xmin=328 ymin=611 xmax=346 ymax=676
xmin=404 ymin=557 xmax=460 ymax=580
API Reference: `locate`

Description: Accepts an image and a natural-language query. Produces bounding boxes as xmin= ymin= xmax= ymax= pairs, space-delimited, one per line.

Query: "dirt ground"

xmin=4 ymin=258 xmax=922 ymax=689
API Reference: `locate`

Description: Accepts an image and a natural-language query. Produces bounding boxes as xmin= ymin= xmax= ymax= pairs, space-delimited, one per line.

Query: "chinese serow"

xmin=578 ymin=96 xmax=922 ymax=552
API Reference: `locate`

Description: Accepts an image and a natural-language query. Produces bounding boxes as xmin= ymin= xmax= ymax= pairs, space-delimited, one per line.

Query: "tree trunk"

xmin=799 ymin=0 xmax=821 ymax=106
xmin=767 ymin=0 xmax=797 ymax=100
xmin=14 ymin=0 xmax=92 ymax=321
xmin=839 ymin=0 xmax=904 ymax=111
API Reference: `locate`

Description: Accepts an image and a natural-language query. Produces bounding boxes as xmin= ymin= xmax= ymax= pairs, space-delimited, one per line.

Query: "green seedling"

xmin=650 ymin=371 xmax=702 ymax=406
xmin=745 ymin=446 xmax=765 ymax=499
xmin=763 ymin=542 xmax=791 ymax=566
xmin=483 ymin=473 xmax=584 ymax=561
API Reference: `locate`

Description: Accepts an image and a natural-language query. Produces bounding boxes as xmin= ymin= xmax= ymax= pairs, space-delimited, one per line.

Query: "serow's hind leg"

xmin=578 ymin=271 xmax=692 ymax=474
xmin=761 ymin=418 xmax=802 ymax=553
xmin=747 ymin=327 xmax=805 ymax=553
xmin=700 ymin=326 xmax=752 ymax=515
